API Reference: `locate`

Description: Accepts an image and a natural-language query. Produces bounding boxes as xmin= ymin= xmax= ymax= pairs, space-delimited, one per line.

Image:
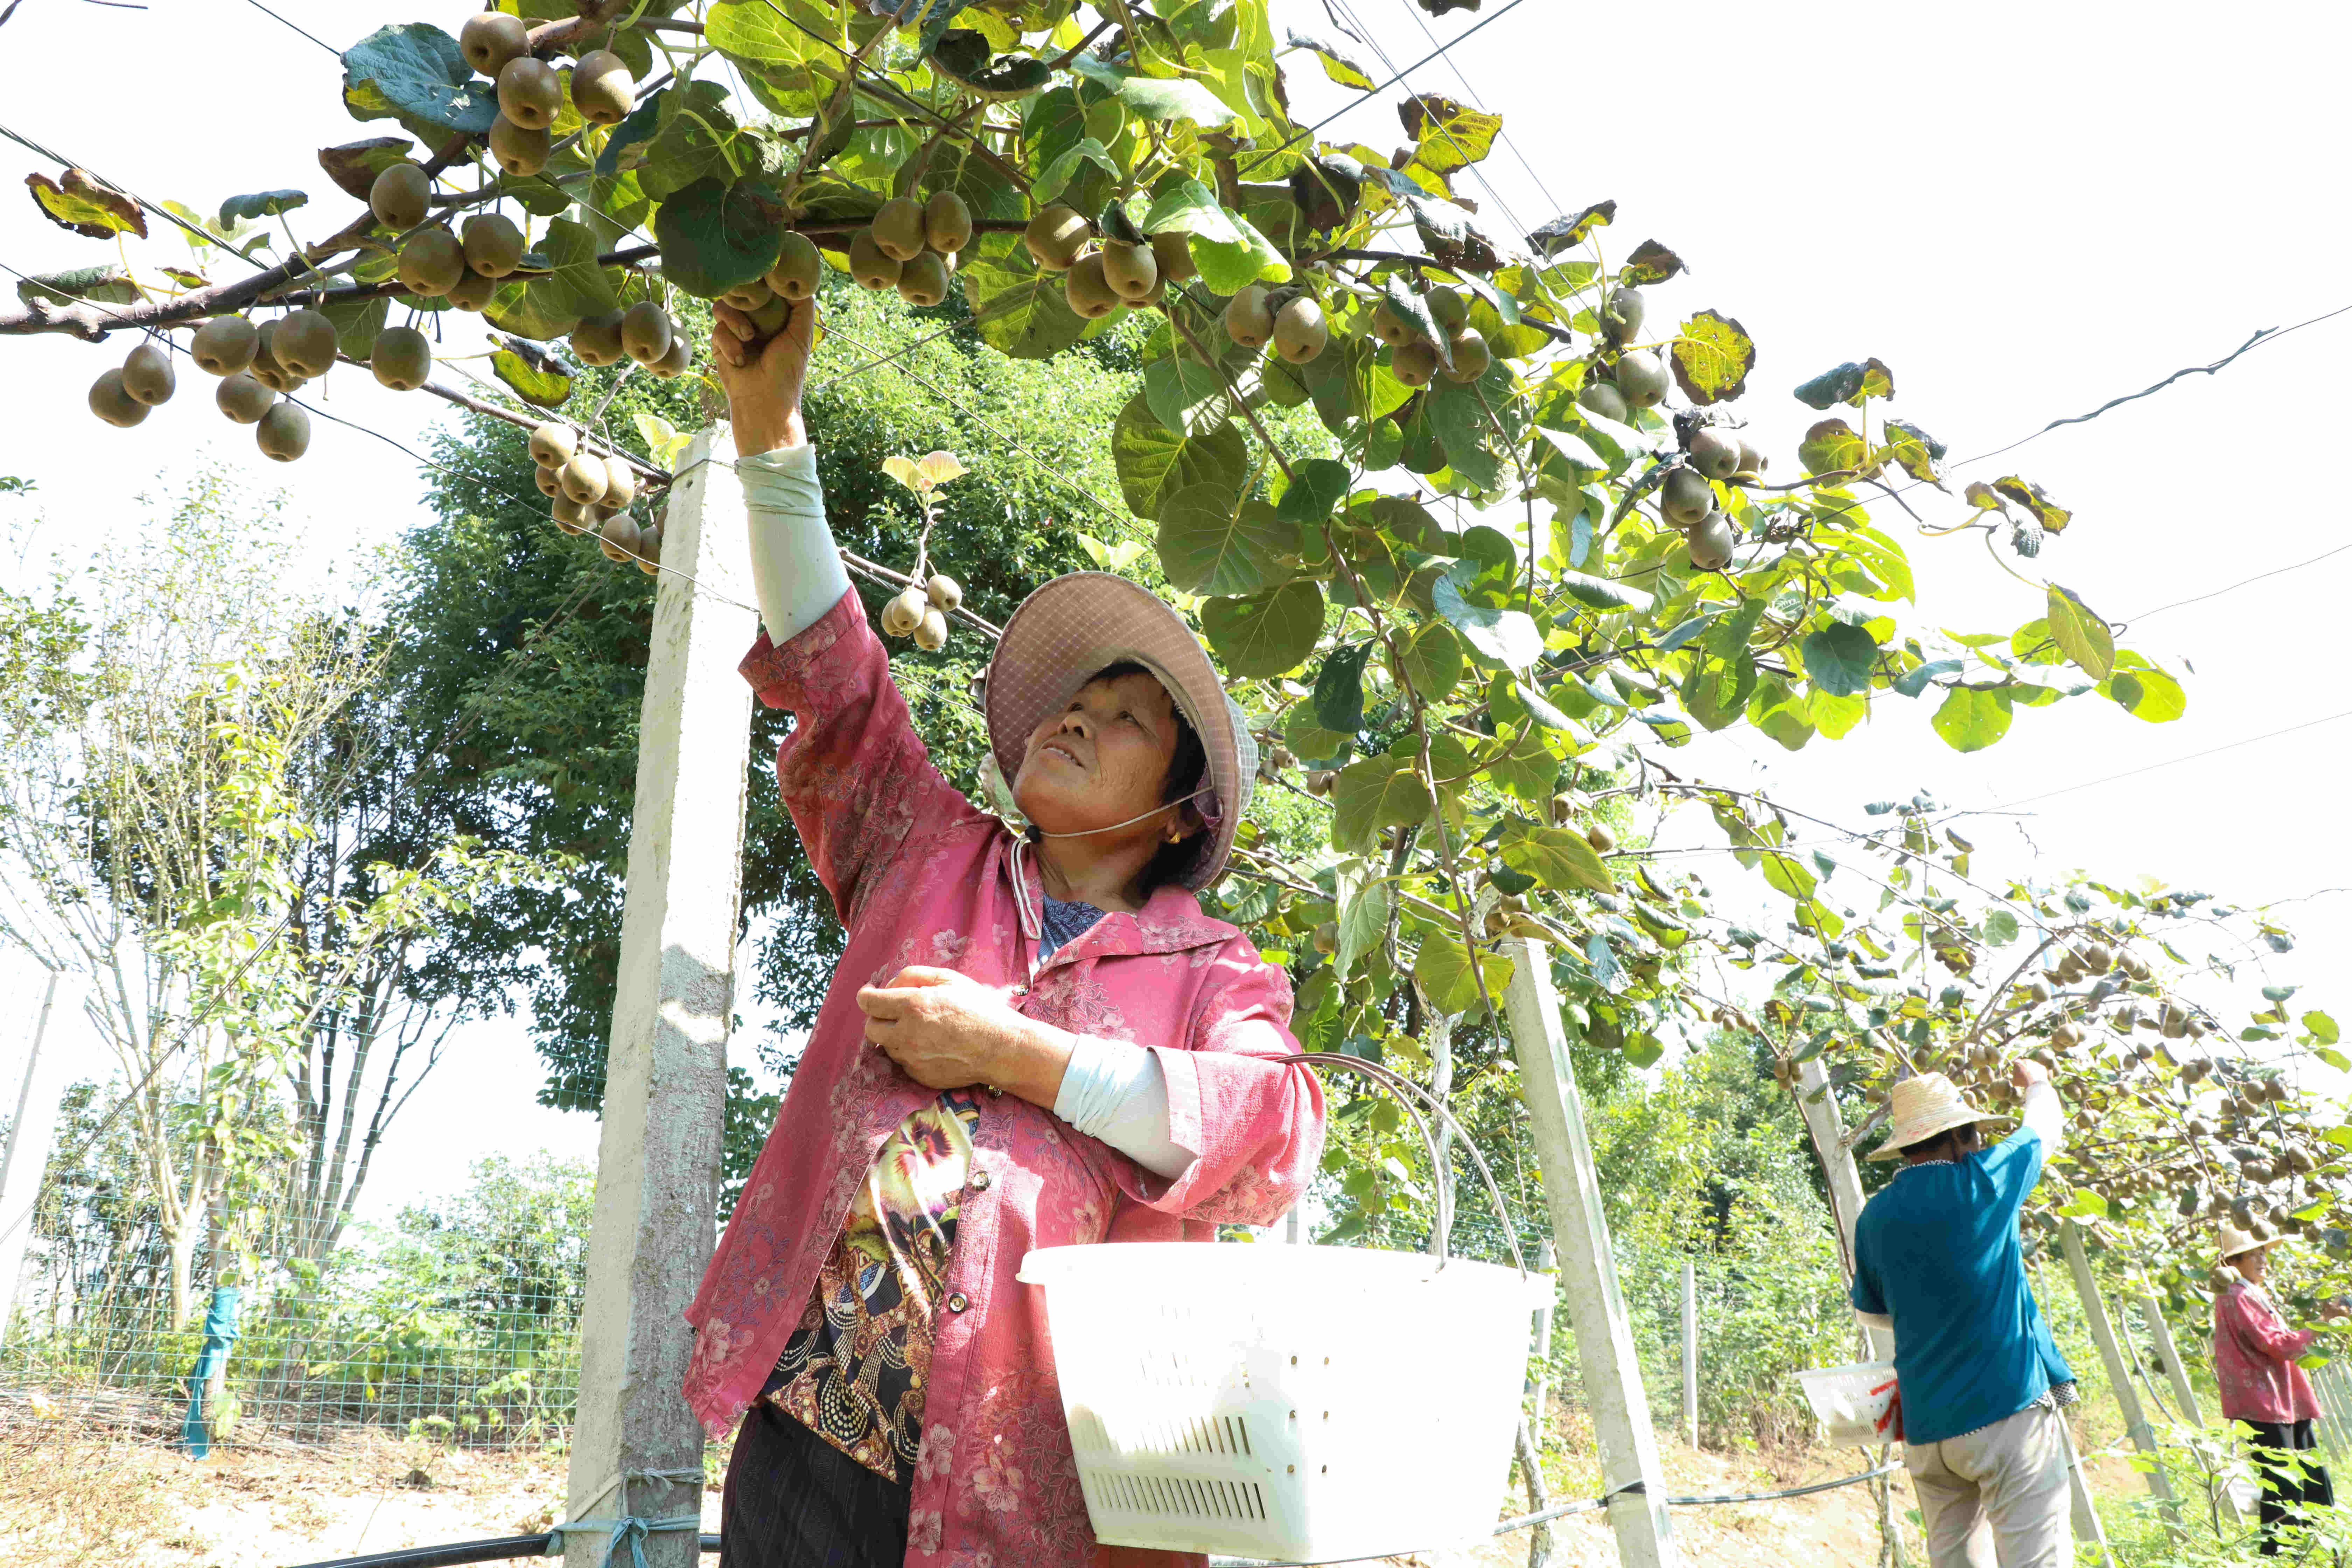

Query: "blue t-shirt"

xmin=1850 ymin=1127 xmax=2075 ymax=1444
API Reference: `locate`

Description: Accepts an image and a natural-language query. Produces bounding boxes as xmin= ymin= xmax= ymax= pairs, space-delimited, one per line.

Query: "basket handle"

xmin=1275 ymin=1052 xmax=1531 ymax=1280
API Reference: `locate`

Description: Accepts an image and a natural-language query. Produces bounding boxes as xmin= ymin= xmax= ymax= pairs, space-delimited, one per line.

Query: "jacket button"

xmin=969 ymin=1171 xmax=992 ymax=1192
xmin=947 ymin=1292 xmax=971 ymax=1313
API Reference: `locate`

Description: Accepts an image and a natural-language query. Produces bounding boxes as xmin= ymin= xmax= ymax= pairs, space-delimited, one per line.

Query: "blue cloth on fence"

xmin=1851 ymin=1127 xmax=2074 ymax=1446
xmin=182 ymin=1284 xmax=243 ymax=1458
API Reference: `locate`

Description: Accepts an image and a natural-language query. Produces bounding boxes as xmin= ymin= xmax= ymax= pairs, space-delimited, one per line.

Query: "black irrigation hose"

xmin=284 ymin=1534 xmax=722 ymax=1568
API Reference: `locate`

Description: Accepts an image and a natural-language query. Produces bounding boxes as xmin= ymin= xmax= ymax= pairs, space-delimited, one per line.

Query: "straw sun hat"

xmin=1868 ymin=1071 xmax=2013 ymax=1161
xmin=983 ymin=572 xmax=1256 ymax=891
xmin=2217 ymin=1224 xmax=2282 ymax=1264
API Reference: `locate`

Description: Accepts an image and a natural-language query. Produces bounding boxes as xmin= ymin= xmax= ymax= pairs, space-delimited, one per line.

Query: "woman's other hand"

xmin=857 ymin=965 xmax=1075 ymax=1105
xmin=712 ymin=298 xmax=815 ymax=458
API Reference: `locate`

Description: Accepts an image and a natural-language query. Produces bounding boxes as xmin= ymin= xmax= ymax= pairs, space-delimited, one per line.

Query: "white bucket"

xmin=1020 ymin=1241 xmax=1551 ymax=1561
xmin=1795 ymin=1361 xmax=1901 ymax=1446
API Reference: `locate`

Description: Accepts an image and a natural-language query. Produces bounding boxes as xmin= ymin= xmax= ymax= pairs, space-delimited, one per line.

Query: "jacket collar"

xmin=1007 ymin=831 xmax=1238 ymax=971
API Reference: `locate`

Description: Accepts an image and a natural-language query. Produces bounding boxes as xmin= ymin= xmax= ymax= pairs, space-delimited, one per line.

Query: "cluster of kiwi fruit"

xmin=1366 ymin=286 xmax=1482 ymax=388
xmin=1022 ymin=203 xmax=1197 ymax=320
xmin=840 ymin=193 xmax=972 ymax=309
xmin=457 ymin=12 xmax=636 ymax=180
xmin=529 ymin=420 xmax=657 ymax=573
xmin=566 ymin=298 xmax=692 ymax=378
xmin=878 ymin=572 xmax=961 ymax=652
xmin=1225 ymin=283 xmax=1328 ymax=366
xmin=1570 ymin=288 xmax=1671 ymax=422
xmin=89 ymin=312 xmax=315 ymax=460
xmin=365 ymin=158 xmax=531 ymax=314
xmin=1660 ymin=425 xmax=1766 ymax=572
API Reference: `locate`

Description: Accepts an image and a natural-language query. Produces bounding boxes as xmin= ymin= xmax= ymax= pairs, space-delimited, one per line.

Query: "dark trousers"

xmin=720 ymin=1400 xmax=913 ymax=1568
xmin=2243 ymin=1418 xmax=2334 ymax=1557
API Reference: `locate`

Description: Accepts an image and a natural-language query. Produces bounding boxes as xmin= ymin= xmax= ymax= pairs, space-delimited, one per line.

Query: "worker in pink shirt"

xmin=2212 ymin=1223 xmax=2347 ymax=1555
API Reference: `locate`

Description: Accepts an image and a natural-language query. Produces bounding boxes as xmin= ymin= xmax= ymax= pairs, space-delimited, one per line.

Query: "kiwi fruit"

xmin=190 ymin=315 xmax=258 ymax=376
xmin=648 ymin=336 xmax=692 ymax=379
xmin=1101 ymin=240 xmax=1158 ymax=302
xmin=914 ymin=608 xmax=949 ymax=652
xmin=1225 ymin=284 xmax=1275 ymax=348
xmin=1312 ymin=922 xmax=1339 ymax=955
xmin=1392 ymin=338 xmax=1439 ymax=387
xmin=529 ymin=421 xmax=577 ymax=467
xmin=462 ymin=213 xmax=525 ymax=279
xmin=1602 ymin=286 xmax=1645 ymax=340
xmin=1426 ymin=289 xmax=1468 ymax=334
xmin=872 ymin=197 xmax=927 ymax=262
xmin=1368 ymin=301 xmax=1414 ymax=346
xmin=602 ymin=456 xmax=638 ymax=510
xmin=882 ymin=586 xmax=928 ymax=637
xmin=746 ymin=295 xmax=793 ymax=336
xmin=634 ymin=523 xmax=663 ymax=575
xmin=1065 ymin=253 xmax=1120 ymax=319
xmin=766 ymin=231 xmax=820 ymax=302
xmin=490 ymin=117 xmax=550 ymax=176
xmin=1687 ymin=512 xmax=1736 ymax=572
xmin=371 ymin=163 xmax=430 ymax=231
xmin=1661 ymin=467 xmax=1715 ymax=526
xmin=533 ymin=463 xmax=564 ymax=498
xmin=897 ymin=251 xmax=951 ymax=308
xmin=1149 ymin=231 xmax=1198 ymax=285
xmin=571 ymin=309 xmax=626 ymax=366
xmin=459 ymin=11 xmax=528 ymax=75
xmin=558 ymin=451 xmax=609 ymax=505
xmin=719 ymin=277 xmax=772 ymax=313
xmin=925 ymin=574 xmax=961 ymax=610
xmin=1440 ymin=326 xmax=1488 ymax=382
xmin=274 ymin=309 xmax=340 ymax=378
xmin=1615 ymin=348 xmax=1669 ymax=408
xmin=1688 ymin=427 xmax=1742 ymax=481
xmin=848 ymin=229 xmax=902 ymax=290
xmin=497 ymin=57 xmax=561 ymax=130
xmin=246 ymin=323 xmax=300 ymax=393
xmin=551 ymin=493 xmax=593 ymax=534
xmin=621 ymin=302 xmax=673 ymax=366
xmin=571 ymin=49 xmax=634 ymax=126
xmin=1023 ymin=205 xmax=1088 ymax=271
xmin=1734 ymin=439 xmax=1767 ymax=479
xmin=924 ymin=191 xmax=973 ymax=256
xmin=443 ymin=266 xmax=496 ymax=312
xmin=1577 ymin=379 xmax=1629 ymax=423
xmin=120 ymin=342 xmax=176 ymax=405
xmin=370 ymin=325 xmax=433 ymax=390
xmin=1586 ymin=822 xmax=1617 ymax=855
xmin=256 ymin=401 xmax=310 ymax=461
xmin=1273 ymin=296 xmax=1328 ymax=364
xmin=597 ymin=513 xmax=643 ymax=564
xmin=215 ymin=371 xmax=274 ymax=424
xmin=398 ymin=229 xmax=466 ymax=298
xmin=88 ymin=368 xmax=149 ymax=427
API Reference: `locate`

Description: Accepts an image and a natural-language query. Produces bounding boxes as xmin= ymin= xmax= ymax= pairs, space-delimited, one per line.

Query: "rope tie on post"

xmin=543 ymin=1468 xmax=704 ymax=1566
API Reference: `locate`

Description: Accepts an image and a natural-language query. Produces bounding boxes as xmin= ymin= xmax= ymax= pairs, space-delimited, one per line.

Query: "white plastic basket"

xmin=1795 ymin=1361 xmax=1900 ymax=1446
xmin=1019 ymin=1240 xmax=1550 ymax=1560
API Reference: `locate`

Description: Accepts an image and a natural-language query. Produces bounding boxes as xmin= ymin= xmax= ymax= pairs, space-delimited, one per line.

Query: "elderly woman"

xmin=2213 ymin=1224 xmax=2343 ymax=1555
xmin=682 ymin=300 xmax=1326 ymax=1568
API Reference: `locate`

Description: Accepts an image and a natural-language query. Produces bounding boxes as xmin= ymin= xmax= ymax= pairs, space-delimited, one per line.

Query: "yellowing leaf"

xmin=882 ymin=455 xmax=922 ymax=491
xmin=915 ymin=450 xmax=967 ymax=487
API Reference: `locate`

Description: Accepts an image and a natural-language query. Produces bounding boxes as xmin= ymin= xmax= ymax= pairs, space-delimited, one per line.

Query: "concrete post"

xmin=1499 ymin=935 xmax=1677 ymax=1568
xmin=2061 ymin=1219 xmax=2180 ymax=1531
xmin=1794 ymin=1057 xmax=1893 ymax=1363
xmin=2134 ymin=1282 xmax=2204 ymax=1427
xmin=0 ymin=967 xmax=72 ymax=1323
xmin=1530 ymin=1239 xmax=1557 ymax=1442
xmin=562 ymin=427 xmax=756 ymax=1566
xmin=1680 ymin=1260 xmax=1698 ymax=1450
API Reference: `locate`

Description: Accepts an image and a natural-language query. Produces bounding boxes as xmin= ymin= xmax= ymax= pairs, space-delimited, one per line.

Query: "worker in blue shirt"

xmin=1853 ymin=1058 xmax=2074 ymax=1567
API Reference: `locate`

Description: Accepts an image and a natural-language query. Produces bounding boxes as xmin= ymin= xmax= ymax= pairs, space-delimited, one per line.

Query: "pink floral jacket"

xmin=685 ymin=588 xmax=1326 ymax=1567
xmin=2214 ymin=1278 xmax=2321 ymax=1424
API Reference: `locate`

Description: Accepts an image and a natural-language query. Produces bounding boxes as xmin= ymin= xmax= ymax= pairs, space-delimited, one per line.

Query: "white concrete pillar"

xmin=563 ymin=427 xmax=756 ymax=1566
xmin=1794 ymin=1056 xmax=1894 ymax=1364
xmin=1680 ymin=1260 xmax=1698 ymax=1450
xmin=2061 ymin=1219 xmax=2180 ymax=1533
xmin=0 ymin=968 xmax=74 ymax=1322
xmin=1499 ymin=934 xmax=1677 ymax=1568
xmin=1530 ymin=1239 xmax=1557 ymax=1441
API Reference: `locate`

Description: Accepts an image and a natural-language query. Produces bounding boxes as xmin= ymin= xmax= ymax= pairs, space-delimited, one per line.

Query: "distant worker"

xmin=2212 ymin=1222 xmax=2343 ymax=1556
xmin=1851 ymin=1060 xmax=2077 ymax=1568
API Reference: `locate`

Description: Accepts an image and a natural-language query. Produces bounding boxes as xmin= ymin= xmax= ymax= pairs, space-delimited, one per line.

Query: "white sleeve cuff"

xmin=1855 ymin=1310 xmax=1894 ymax=1332
xmin=742 ymin=443 xmax=851 ymax=644
xmin=1053 ymin=1036 xmax=1195 ymax=1179
xmin=2021 ymin=1079 xmax=2064 ymax=1155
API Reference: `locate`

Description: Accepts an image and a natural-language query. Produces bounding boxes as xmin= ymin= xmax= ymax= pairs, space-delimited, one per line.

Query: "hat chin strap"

xmin=1034 ymin=785 xmax=1212 ymax=841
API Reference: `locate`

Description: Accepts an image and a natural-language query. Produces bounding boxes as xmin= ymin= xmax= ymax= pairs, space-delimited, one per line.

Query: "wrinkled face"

xmin=2237 ymin=1247 xmax=2269 ymax=1283
xmin=1013 ymin=671 xmax=1191 ymax=842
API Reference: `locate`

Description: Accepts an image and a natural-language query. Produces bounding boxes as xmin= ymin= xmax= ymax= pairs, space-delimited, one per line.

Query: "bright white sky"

xmin=1 ymin=0 xmax=2347 ymax=1230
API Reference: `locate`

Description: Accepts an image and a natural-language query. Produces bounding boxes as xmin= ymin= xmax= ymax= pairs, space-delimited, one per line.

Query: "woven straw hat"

xmin=983 ymin=572 xmax=1254 ymax=890
xmin=2218 ymin=1224 xmax=2280 ymax=1264
xmin=1867 ymin=1071 xmax=2010 ymax=1160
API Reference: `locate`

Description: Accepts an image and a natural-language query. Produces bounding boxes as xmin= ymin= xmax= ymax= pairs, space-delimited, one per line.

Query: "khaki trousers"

xmin=1904 ymin=1399 xmax=2074 ymax=1568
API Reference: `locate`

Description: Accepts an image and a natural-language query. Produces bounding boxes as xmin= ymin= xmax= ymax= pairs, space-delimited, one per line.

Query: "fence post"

xmin=1793 ymin=1057 xmax=1894 ymax=1364
xmin=1499 ymin=933 xmax=1678 ymax=1568
xmin=2134 ymin=1278 xmax=2205 ymax=1427
xmin=0 ymin=965 xmax=71 ymax=1324
xmin=1530 ymin=1239 xmax=1557 ymax=1440
xmin=562 ymin=427 xmax=756 ymax=1567
xmin=2061 ymin=1219 xmax=2180 ymax=1533
xmin=1680 ymin=1260 xmax=1698 ymax=1449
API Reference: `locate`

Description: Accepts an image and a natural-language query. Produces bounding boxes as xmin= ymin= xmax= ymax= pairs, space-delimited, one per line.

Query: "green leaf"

xmin=651 ymin=173 xmax=789 ymax=299
xmin=1286 ymin=25 xmax=1376 ymax=91
xmin=1399 ymin=93 xmax=1501 ymax=175
xmin=1157 ymin=489 xmax=1295 ymax=597
xmin=1680 ymin=648 xmax=1758 ymax=732
xmin=1335 ymin=877 xmax=1391 ymax=983
xmin=1433 ymin=572 xmax=1540 ymax=670
xmin=2100 ymin=652 xmax=2187 ymax=723
xmin=322 ymin=295 xmax=388 ymax=360
xmin=1201 ymin=583 xmax=1323 ymax=678
xmin=1801 ymin=622 xmax=1880 ymax=697
xmin=1669 ymin=310 xmax=1755 ymax=405
xmin=1620 ymin=239 xmax=1684 ymax=286
xmin=1993 ymin=475 xmax=2071 ymax=533
xmin=1276 ymin=459 xmax=1350 ymax=527
xmin=526 ymin=216 xmax=620 ymax=326
xmin=1556 ymin=571 xmax=1654 ymax=615
xmin=316 ymin=137 xmax=415 ymax=201
xmin=1332 ymin=757 xmax=1429 ymax=852
xmin=1932 ymin=687 xmax=2014 ymax=752
xmin=2304 ymin=1011 xmax=2340 ymax=1046
xmin=2045 ymin=585 xmax=2114 ymax=679
xmin=14 ymin=265 xmax=136 ymax=307
xmin=1501 ymin=824 xmax=1614 ymax=894
xmin=1314 ymin=643 xmax=1373 ymax=734
xmin=1881 ymin=419 xmax=1946 ymax=485
xmin=1394 ymin=622 xmax=1464 ymax=702
xmin=2058 ymin=1190 xmax=2109 ymax=1220
xmin=1142 ymin=354 xmax=1228 ymax=436
xmin=1189 ymin=208 xmax=1291 ymax=292
xmin=218 ymin=189 xmax=308 ymax=226
xmin=1793 ymin=357 xmax=1893 ymax=410
xmin=342 ymin=24 xmax=499 ymax=136
xmin=705 ymin=0 xmax=836 ymax=68
xmin=1984 ymin=909 xmax=2020 ymax=946
xmin=1798 ymin=418 xmax=1867 ymax=476
xmin=491 ymin=345 xmax=574 ymax=409
xmin=1069 ymin=56 xmax=1242 ymax=130
xmin=1112 ymin=394 xmax=1247 ymax=521
xmin=24 ymin=169 xmax=145 ymax=239
xmin=1413 ymin=930 xmax=1507 ymax=1017
xmin=962 ymin=260 xmax=1090 ymax=360
xmin=1141 ymin=179 xmax=1243 ymax=245
xmin=1528 ymin=201 xmax=1615 ymax=257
